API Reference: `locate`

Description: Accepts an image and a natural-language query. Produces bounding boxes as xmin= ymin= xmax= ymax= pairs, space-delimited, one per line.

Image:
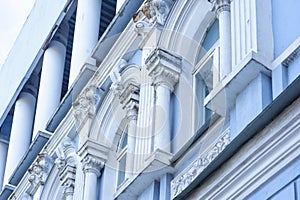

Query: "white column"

xmin=210 ymin=0 xmax=232 ymax=79
xmin=82 ymin=156 xmax=103 ymax=200
xmin=154 ymin=84 xmax=172 ymax=152
xmin=4 ymin=90 xmax=36 ymax=184
xmin=0 ymin=139 xmax=8 ymax=189
xmin=145 ymin=49 xmax=181 ymax=153
xmin=69 ymin=0 xmax=101 ymax=86
xmin=33 ymin=23 xmax=68 ymax=138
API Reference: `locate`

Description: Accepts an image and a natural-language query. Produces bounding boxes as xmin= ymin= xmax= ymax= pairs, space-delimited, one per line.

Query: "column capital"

xmin=145 ymin=48 xmax=182 ymax=92
xmin=81 ymin=155 xmax=104 ymax=177
xmin=78 ymin=138 xmax=109 ymax=176
xmin=208 ymin=0 xmax=231 ymax=16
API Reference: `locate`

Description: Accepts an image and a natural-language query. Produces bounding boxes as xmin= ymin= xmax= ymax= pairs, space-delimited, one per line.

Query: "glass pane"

xmin=117 ymin=154 xmax=127 ymax=186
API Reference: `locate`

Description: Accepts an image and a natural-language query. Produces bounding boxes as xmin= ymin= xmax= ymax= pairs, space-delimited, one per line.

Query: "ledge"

xmin=114 ymin=149 xmax=176 ymax=200
xmin=204 ymin=51 xmax=271 ymax=116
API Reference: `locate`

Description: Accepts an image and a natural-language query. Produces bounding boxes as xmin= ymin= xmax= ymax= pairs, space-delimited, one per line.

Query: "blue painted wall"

xmin=272 ymin=0 xmax=300 ymax=58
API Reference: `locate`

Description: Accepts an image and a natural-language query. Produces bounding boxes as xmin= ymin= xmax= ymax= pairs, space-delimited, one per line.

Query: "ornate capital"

xmin=133 ymin=0 xmax=173 ymax=28
xmin=78 ymin=138 xmax=109 ymax=177
xmin=145 ymin=48 xmax=181 ymax=92
xmin=171 ymin=129 xmax=231 ymax=199
xmin=73 ymin=85 xmax=101 ymax=125
xmin=208 ymin=0 xmax=231 ymax=17
xmin=27 ymin=153 xmax=54 ymax=195
xmin=81 ymin=155 xmax=104 ymax=177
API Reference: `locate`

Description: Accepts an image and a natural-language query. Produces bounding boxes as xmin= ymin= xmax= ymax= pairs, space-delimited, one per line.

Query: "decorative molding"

xmin=73 ymin=85 xmax=101 ymax=126
xmin=133 ymin=0 xmax=173 ymax=27
xmin=27 ymin=153 xmax=54 ymax=195
xmin=145 ymin=48 xmax=182 ymax=92
xmin=171 ymin=129 xmax=231 ymax=199
xmin=208 ymin=0 xmax=231 ymax=17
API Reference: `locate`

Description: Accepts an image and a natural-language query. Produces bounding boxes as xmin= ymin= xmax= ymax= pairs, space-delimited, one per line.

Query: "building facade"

xmin=0 ymin=0 xmax=300 ymax=199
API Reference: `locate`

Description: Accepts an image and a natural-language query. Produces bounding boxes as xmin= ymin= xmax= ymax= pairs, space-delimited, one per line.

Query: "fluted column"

xmin=33 ymin=22 xmax=69 ymax=138
xmin=4 ymin=75 xmax=38 ymax=185
xmin=69 ymin=0 xmax=101 ymax=86
xmin=209 ymin=0 xmax=232 ymax=79
xmin=82 ymin=156 xmax=103 ymax=200
xmin=145 ymin=48 xmax=181 ymax=153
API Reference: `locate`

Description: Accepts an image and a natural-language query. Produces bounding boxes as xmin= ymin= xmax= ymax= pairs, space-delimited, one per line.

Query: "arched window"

xmin=193 ymin=19 xmax=220 ymax=131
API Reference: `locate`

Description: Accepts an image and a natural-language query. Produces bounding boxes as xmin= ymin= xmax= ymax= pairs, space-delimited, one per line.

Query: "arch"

xmin=89 ymin=64 xmax=141 ymax=151
xmin=159 ymin=0 xmax=216 ymax=66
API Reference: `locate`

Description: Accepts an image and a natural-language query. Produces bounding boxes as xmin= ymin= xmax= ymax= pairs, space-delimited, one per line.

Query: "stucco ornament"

xmin=133 ymin=0 xmax=173 ymax=29
xmin=171 ymin=129 xmax=231 ymax=199
xmin=73 ymin=85 xmax=100 ymax=124
xmin=27 ymin=153 xmax=54 ymax=195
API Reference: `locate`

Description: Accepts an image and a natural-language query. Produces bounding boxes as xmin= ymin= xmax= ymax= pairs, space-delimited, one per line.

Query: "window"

xmin=193 ymin=19 xmax=220 ymax=131
xmin=116 ymin=125 xmax=128 ymax=187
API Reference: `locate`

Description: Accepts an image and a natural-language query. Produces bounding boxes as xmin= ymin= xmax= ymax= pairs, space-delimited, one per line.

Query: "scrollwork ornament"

xmin=82 ymin=155 xmax=104 ymax=177
xmin=171 ymin=129 xmax=231 ymax=198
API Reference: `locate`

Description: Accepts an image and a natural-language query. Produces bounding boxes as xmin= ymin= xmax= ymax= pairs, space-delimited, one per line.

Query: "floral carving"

xmin=171 ymin=129 xmax=231 ymax=199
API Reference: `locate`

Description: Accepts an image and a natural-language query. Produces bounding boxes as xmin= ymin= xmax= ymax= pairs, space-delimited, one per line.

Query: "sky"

xmin=0 ymin=0 xmax=35 ymax=69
